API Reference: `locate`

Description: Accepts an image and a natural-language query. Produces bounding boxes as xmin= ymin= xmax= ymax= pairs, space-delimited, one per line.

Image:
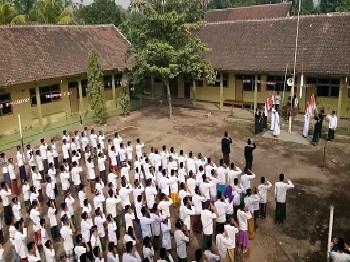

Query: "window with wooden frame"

xmin=0 ymin=93 xmax=13 ymax=116
xmin=236 ymin=74 xmax=261 ymax=91
xmin=29 ymin=84 xmax=61 ymax=106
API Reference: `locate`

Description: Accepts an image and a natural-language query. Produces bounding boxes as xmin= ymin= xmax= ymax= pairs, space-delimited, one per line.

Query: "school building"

xmin=0 ymin=24 xmax=129 ymax=136
xmin=168 ymin=11 xmax=350 ymax=118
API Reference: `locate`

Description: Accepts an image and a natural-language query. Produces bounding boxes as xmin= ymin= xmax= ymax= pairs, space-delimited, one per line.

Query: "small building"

xmin=174 ymin=13 xmax=350 ymax=117
xmin=0 ymin=24 xmax=129 ymax=136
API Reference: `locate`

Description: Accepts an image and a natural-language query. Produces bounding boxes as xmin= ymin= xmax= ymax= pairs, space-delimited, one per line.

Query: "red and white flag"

xmin=309 ymin=94 xmax=317 ymax=115
xmin=299 ymin=69 xmax=304 ymax=99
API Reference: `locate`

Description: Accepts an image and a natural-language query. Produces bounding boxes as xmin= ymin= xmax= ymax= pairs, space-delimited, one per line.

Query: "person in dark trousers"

xmin=318 ymin=110 xmax=324 ymax=139
xmin=221 ymin=131 xmax=232 ymax=166
xmin=262 ymin=111 xmax=268 ymax=131
xmin=244 ymin=139 xmax=256 ymax=170
xmin=254 ymin=110 xmax=260 ymax=135
xmin=312 ymin=115 xmax=321 ymax=145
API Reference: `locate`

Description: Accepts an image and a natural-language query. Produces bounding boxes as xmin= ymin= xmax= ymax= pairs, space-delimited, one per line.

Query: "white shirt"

xmin=158 ymin=199 xmax=173 ymax=218
xmin=106 ymin=196 xmax=121 ymax=218
xmin=48 ymin=168 xmax=57 ymax=184
xmin=90 ymin=133 xmax=98 ymax=148
xmin=30 ymin=208 xmax=41 ymax=231
xmin=192 ymin=194 xmax=206 ymax=214
xmin=71 ymin=166 xmax=82 ymax=186
xmin=8 ymin=163 xmax=15 ymax=179
xmin=122 ymin=252 xmax=141 ymax=262
xmin=87 ymin=161 xmax=95 ymax=179
xmin=22 ymin=184 xmax=30 ymax=200
xmin=98 ymin=156 xmax=106 ymax=171
xmin=145 ymin=186 xmax=158 ymax=208
xmin=81 ymin=220 xmax=93 ymax=242
xmin=46 ymin=182 xmax=55 ymax=200
xmin=119 ymin=187 xmax=133 ymax=208
xmin=108 ymin=221 xmax=118 ymax=243
xmin=60 ymin=171 xmax=70 ymax=191
xmin=174 ymin=229 xmax=189 ymax=259
xmin=60 ymin=225 xmax=74 ymax=251
xmin=44 ymin=246 xmax=56 ymax=262
xmin=108 ymin=172 xmax=118 ymax=188
xmin=237 ymin=209 xmax=252 ymax=231
xmin=228 ymin=168 xmax=242 ymax=186
xmin=107 ymin=252 xmax=120 ymax=262
xmin=275 ymin=180 xmax=294 ymax=203
xmin=125 ymin=212 xmax=135 ymax=229
xmin=187 ymin=178 xmax=197 ymax=195
xmin=110 ymin=151 xmax=118 ymax=166
xmin=224 ymin=224 xmax=239 ymax=249
xmin=200 ymin=181 xmax=213 ymax=200
xmin=179 ymin=205 xmax=195 ymax=229
xmin=94 ymin=215 xmax=106 ymax=237
xmin=214 ymin=200 xmax=229 ymax=223
xmin=93 ymin=195 xmax=105 ymax=211
xmin=140 ymin=216 xmax=155 ymax=237
xmin=241 ymin=173 xmax=256 ymax=191
xmin=201 ymin=209 xmax=217 ymax=235
xmin=39 ymin=144 xmax=48 ymax=159
xmin=12 ymin=202 xmax=21 ymax=221
xmin=327 ymin=114 xmax=338 ymax=129
xmin=62 ymin=143 xmax=71 ymax=159
xmin=258 ymin=181 xmax=272 ymax=203
xmin=15 ymin=228 xmax=28 ymax=258
xmin=48 ymin=207 xmax=57 ymax=226
xmin=113 ymin=137 xmax=122 ymax=153
xmin=0 ymin=188 xmax=11 ymax=206
xmin=126 ymin=145 xmax=133 ymax=160
xmin=159 ymin=176 xmax=173 ymax=195
xmin=32 ymin=172 xmax=42 ymax=190
xmin=329 ymin=251 xmax=350 ymax=262
xmin=143 ymin=246 xmax=155 ymax=262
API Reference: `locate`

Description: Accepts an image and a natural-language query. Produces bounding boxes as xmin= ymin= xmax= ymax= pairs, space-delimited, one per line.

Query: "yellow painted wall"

xmin=0 ymin=71 xmax=126 ymax=136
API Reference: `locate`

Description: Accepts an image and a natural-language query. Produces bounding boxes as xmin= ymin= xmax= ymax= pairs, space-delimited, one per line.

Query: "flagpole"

xmin=289 ymin=0 xmax=302 ymax=134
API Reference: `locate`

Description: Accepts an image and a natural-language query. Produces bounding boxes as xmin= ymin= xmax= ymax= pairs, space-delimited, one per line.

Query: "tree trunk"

xmin=192 ymin=79 xmax=196 ymax=106
xmin=164 ymin=77 xmax=173 ymax=119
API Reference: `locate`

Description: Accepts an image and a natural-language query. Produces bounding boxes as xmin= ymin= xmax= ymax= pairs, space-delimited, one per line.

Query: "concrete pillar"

xmin=112 ymin=73 xmax=117 ymax=108
xmin=220 ymin=73 xmax=224 ymax=111
xmin=35 ymin=85 xmax=43 ymax=131
xmin=337 ymin=82 xmax=343 ymax=117
xmin=78 ymin=79 xmax=84 ymax=118
xmin=254 ymin=74 xmax=258 ymax=112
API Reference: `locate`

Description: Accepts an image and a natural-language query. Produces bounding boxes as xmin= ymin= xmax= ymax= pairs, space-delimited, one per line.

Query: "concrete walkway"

xmin=262 ymin=129 xmax=311 ymax=145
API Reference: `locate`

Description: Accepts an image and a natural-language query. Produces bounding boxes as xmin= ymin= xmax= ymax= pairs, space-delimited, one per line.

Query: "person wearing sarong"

xmin=275 ymin=174 xmax=294 ymax=224
xmin=244 ymin=189 xmax=259 ymax=240
xmin=0 ymin=182 xmax=13 ymax=225
xmin=192 ymin=186 xmax=205 ymax=233
xmin=263 ymin=111 xmax=268 ymax=131
xmin=217 ymin=159 xmax=227 ymax=196
xmin=225 ymin=219 xmax=239 ymax=262
xmin=0 ymin=153 xmax=10 ymax=187
xmin=16 ymin=146 xmax=27 ymax=182
xmin=312 ymin=115 xmax=321 ymax=144
xmin=258 ymin=177 xmax=272 ymax=219
xmin=30 ymin=201 xmax=41 ymax=246
xmin=8 ymin=158 xmax=18 ymax=196
xmin=254 ymin=110 xmax=260 ymax=135
xmin=237 ymin=206 xmax=252 ymax=254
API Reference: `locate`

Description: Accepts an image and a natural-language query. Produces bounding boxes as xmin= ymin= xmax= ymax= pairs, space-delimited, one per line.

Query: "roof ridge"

xmin=0 ymin=24 xmax=115 ymax=29
xmin=205 ymin=12 xmax=350 ymax=24
xmin=206 ymin=2 xmax=292 ymax=13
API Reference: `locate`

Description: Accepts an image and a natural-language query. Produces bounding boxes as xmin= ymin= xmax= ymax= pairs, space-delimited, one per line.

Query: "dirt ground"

xmin=2 ymin=104 xmax=350 ymax=262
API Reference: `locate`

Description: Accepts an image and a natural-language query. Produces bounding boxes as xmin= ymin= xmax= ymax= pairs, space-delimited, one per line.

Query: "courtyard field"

xmin=2 ymin=104 xmax=349 ymax=262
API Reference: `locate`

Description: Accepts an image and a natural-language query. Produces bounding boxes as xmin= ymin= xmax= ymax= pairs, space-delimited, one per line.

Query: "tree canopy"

xmin=129 ymin=0 xmax=215 ymax=118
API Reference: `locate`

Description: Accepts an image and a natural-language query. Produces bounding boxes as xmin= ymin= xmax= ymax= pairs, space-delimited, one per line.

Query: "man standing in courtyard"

xmin=244 ymin=139 xmax=256 ymax=170
xmin=275 ymin=174 xmax=294 ymax=224
xmin=221 ymin=131 xmax=232 ymax=165
xmin=326 ymin=111 xmax=337 ymax=142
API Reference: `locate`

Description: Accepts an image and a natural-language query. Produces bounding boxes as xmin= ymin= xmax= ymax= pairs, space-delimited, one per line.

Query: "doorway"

xmin=235 ymin=80 xmax=243 ymax=101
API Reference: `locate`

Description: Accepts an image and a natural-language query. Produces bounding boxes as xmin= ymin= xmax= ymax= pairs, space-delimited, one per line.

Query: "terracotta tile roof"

xmin=205 ymin=2 xmax=292 ymax=23
xmin=196 ymin=14 xmax=350 ymax=75
xmin=0 ymin=25 xmax=129 ymax=87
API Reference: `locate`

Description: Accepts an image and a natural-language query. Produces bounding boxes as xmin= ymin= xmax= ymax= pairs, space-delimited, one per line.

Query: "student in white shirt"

xmin=90 ymin=129 xmax=98 ymax=154
xmin=47 ymin=162 xmax=57 ymax=193
xmin=158 ymin=248 xmax=175 ymax=262
xmin=275 ymin=173 xmax=294 ymax=224
xmin=22 ymin=180 xmax=31 ymax=215
xmin=94 ymin=208 xmax=107 ymax=251
xmin=125 ymin=205 xmax=135 ymax=230
xmin=174 ymin=219 xmax=189 ymax=261
xmin=227 ymin=162 xmax=242 ymax=187
xmin=135 ymin=138 xmax=144 ymax=161
xmin=258 ymin=177 xmax=272 ymax=219
xmin=107 ymin=214 xmax=118 ymax=244
xmin=140 ymin=206 xmax=155 ymax=238
xmin=119 ymin=180 xmax=133 ymax=228
xmin=145 ymin=179 xmax=158 ymax=209
xmin=46 ymin=177 xmax=56 ymax=203
xmin=158 ymin=193 xmax=173 ymax=218
xmin=14 ymin=220 xmax=29 ymax=260
xmin=74 ymin=234 xmax=90 ymax=262
xmin=29 ymin=201 xmax=41 ymax=246
xmin=109 ymin=146 xmax=118 ymax=175
xmin=224 ymin=219 xmax=239 ymax=261
xmin=143 ymin=236 xmax=155 ymax=262
xmin=179 ymin=197 xmax=195 ymax=235
xmin=31 ymin=166 xmax=43 ymax=202
xmin=87 ymin=157 xmax=96 ymax=193
xmin=214 ymin=191 xmax=229 ymax=235
xmin=35 ymin=150 xmax=44 ymax=176
xmin=241 ymin=167 xmax=256 ymax=197
xmin=161 ymin=218 xmax=172 ymax=251
xmin=237 ymin=206 xmax=252 ymax=254
xmin=107 ymin=242 xmax=119 ymax=262
xmin=187 ymin=171 xmax=197 ymax=196
xmin=98 ymin=152 xmax=107 ymax=185
xmin=106 ymin=188 xmax=121 ymax=220
xmin=47 ymin=200 xmax=59 ymax=242
xmin=27 ymin=241 xmax=41 ymax=262
xmin=1 ymin=182 xmax=13 ymax=225
xmin=60 ymin=215 xmax=75 ymax=261
xmin=243 ymin=189 xmax=259 ymax=240
xmin=44 ymin=240 xmax=56 ymax=262
xmin=50 ymin=138 xmax=59 ymax=169
xmin=203 ymin=242 xmax=220 ymax=262
xmin=71 ymin=161 xmax=82 ymax=195
xmin=126 ymin=141 xmax=133 ymax=168
xmin=12 ymin=197 xmax=21 ymax=221
xmin=8 ymin=158 xmax=18 ymax=196
xmin=201 ymin=202 xmax=218 ymax=250
xmin=40 ymin=218 xmax=49 ymax=248
xmin=122 ymin=241 xmax=142 ymax=262
xmin=59 ymin=165 xmax=70 ymax=194
xmin=326 ymin=110 xmax=337 ymax=141
xmin=81 ymin=132 xmax=89 ymax=152
xmin=62 ymin=139 xmax=71 ymax=163
xmin=93 ymin=190 xmax=106 ymax=213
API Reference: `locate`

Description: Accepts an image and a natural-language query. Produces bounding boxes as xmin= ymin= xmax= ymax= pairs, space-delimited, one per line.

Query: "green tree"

xmin=118 ymin=76 xmax=131 ymax=115
xmin=129 ymin=0 xmax=215 ymax=118
xmin=0 ymin=1 xmax=17 ymax=24
xmin=76 ymin=0 xmax=124 ymax=26
xmin=231 ymin=0 xmax=256 ymax=7
xmin=87 ymin=50 xmax=107 ymax=123
xmin=336 ymin=0 xmax=350 ymax=11
xmin=319 ymin=0 xmax=340 ymax=13
xmin=29 ymin=0 xmax=75 ymax=24
xmin=13 ymin=0 xmax=36 ymax=15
